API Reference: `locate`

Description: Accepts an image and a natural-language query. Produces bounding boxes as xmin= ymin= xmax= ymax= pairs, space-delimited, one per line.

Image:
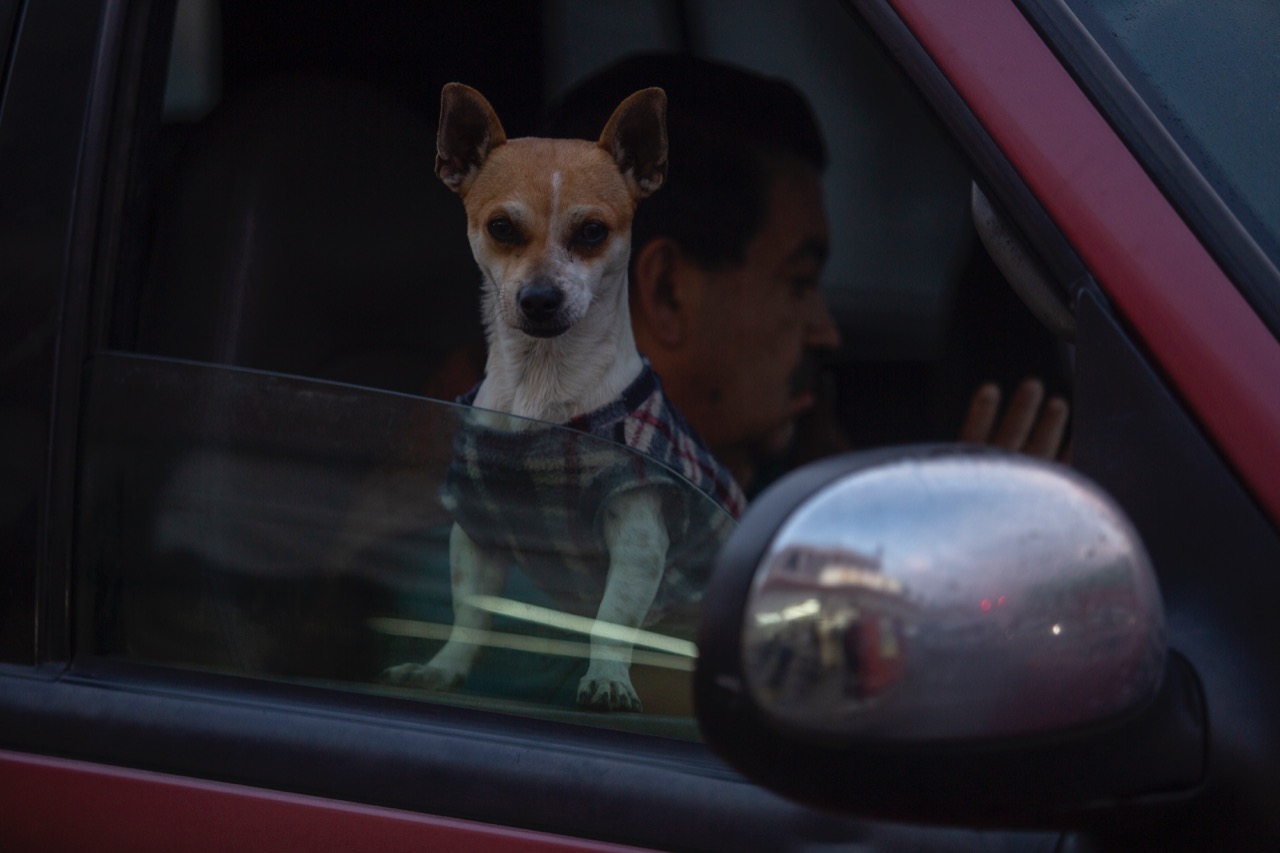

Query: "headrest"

xmin=140 ymin=76 xmax=482 ymax=395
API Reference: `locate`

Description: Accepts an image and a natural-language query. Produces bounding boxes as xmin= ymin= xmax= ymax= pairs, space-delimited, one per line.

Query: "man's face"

xmin=683 ymin=166 xmax=839 ymax=477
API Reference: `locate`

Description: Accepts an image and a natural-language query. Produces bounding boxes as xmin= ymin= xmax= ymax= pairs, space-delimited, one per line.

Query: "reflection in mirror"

xmin=743 ymin=450 xmax=1165 ymax=743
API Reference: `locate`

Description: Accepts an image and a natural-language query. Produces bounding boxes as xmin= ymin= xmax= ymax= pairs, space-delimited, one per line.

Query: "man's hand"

xmin=959 ymin=378 xmax=1070 ymax=460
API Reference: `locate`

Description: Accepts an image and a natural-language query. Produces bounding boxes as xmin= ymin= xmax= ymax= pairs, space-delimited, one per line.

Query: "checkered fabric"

xmin=442 ymin=364 xmax=744 ymax=622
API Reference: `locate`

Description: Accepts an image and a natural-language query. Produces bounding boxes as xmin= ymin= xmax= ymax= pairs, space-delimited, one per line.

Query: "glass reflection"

xmin=748 ymin=546 xmax=910 ymax=718
xmin=75 ymin=354 xmax=731 ymax=733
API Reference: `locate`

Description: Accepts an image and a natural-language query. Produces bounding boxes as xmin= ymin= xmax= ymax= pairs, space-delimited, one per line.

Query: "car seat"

xmin=138 ymin=75 xmax=482 ymax=395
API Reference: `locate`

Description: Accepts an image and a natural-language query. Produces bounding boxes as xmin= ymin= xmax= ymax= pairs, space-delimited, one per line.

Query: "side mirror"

xmin=695 ymin=446 xmax=1204 ymax=826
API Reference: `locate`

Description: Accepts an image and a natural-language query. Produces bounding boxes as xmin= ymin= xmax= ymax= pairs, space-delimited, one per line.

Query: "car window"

xmin=76 ymin=352 xmax=731 ymax=733
xmin=78 ymin=2 xmax=736 ymax=731
xmin=80 ymin=0 xmax=1067 ymax=735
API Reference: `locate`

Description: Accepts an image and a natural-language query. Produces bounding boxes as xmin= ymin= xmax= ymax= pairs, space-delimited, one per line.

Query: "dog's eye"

xmin=574 ymin=221 xmax=609 ymax=248
xmin=487 ymin=217 xmax=520 ymax=243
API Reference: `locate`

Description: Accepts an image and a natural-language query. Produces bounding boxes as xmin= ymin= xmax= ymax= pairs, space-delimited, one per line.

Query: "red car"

xmin=2 ymin=1 xmax=1277 ymax=850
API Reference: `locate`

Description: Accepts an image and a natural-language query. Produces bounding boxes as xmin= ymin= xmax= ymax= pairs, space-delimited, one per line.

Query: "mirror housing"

xmin=695 ymin=446 xmax=1205 ymax=826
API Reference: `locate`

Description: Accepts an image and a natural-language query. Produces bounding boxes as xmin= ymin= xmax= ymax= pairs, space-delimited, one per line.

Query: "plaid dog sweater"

xmin=442 ymin=364 xmax=745 ymax=623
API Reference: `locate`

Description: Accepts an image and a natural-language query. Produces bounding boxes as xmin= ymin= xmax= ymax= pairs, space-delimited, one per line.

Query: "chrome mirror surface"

xmin=743 ymin=451 xmax=1165 ymax=743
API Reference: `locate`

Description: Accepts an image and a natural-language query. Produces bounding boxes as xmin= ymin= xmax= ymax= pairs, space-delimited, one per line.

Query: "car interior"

xmin=80 ymin=0 xmax=1074 ymax=730
xmin=122 ymin=0 xmax=1072 ymax=428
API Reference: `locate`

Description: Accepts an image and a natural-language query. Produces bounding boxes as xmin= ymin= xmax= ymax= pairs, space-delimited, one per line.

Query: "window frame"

xmin=1018 ymin=0 xmax=1280 ymax=338
xmin=0 ymin=0 xmax=120 ymax=667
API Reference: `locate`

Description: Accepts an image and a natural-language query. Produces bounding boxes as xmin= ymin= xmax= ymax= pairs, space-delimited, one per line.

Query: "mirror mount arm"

xmin=697 ymin=647 xmax=1205 ymax=828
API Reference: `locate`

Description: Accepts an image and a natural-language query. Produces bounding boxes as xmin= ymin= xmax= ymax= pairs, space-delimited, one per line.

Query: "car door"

xmin=729 ymin=0 xmax=1280 ymax=846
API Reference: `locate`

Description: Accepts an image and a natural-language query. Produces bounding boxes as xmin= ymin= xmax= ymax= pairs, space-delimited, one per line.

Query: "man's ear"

xmin=436 ymin=83 xmax=508 ymax=196
xmin=598 ymin=87 xmax=668 ymax=200
xmin=631 ymin=238 xmax=693 ymax=347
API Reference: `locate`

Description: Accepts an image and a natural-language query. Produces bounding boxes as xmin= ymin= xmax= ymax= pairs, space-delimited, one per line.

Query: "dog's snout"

xmin=518 ymin=281 xmax=564 ymax=323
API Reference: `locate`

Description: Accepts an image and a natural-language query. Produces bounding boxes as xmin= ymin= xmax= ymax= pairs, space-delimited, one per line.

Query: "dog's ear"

xmin=436 ymin=83 xmax=508 ymax=195
xmin=598 ymin=87 xmax=668 ymax=200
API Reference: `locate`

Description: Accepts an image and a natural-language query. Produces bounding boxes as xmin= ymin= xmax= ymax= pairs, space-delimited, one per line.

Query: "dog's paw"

xmin=379 ymin=662 xmax=465 ymax=690
xmin=577 ymin=663 xmax=642 ymax=712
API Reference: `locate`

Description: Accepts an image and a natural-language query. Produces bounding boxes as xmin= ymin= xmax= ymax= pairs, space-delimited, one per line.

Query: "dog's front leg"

xmin=383 ymin=522 xmax=505 ymax=689
xmin=579 ymin=488 xmax=670 ymax=711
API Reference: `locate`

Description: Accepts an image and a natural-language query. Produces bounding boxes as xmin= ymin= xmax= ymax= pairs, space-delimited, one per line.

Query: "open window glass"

xmin=75 ymin=353 xmax=734 ymax=736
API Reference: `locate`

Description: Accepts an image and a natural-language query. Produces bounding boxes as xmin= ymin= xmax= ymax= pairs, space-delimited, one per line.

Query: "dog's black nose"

xmin=518 ymin=281 xmax=564 ymax=322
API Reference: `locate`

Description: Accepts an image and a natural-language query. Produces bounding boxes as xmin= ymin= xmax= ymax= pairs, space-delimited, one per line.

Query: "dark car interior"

xmin=115 ymin=0 xmax=1071 ymax=443
xmin=75 ymin=0 xmax=1080 ymax=714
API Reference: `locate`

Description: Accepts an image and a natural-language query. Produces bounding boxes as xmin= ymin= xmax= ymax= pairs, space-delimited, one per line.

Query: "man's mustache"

xmin=789 ymin=351 xmax=828 ymax=397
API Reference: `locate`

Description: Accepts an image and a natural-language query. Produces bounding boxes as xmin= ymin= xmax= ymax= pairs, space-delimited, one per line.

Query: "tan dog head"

xmin=436 ymin=83 xmax=667 ymax=339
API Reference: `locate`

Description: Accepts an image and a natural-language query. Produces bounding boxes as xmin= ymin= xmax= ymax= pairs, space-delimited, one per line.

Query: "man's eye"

xmin=487 ymin=217 xmax=520 ymax=243
xmin=574 ymin=221 xmax=609 ymax=247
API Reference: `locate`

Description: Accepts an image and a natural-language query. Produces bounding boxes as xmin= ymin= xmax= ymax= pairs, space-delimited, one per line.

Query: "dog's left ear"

xmin=598 ymin=88 xmax=668 ymax=200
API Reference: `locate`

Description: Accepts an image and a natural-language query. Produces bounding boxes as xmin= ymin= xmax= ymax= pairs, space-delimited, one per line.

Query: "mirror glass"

xmin=742 ymin=451 xmax=1165 ymax=742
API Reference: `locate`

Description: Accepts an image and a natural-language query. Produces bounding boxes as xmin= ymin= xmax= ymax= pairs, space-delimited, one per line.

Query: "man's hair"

xmin=542 ymin=53 xmax=827 ymax=271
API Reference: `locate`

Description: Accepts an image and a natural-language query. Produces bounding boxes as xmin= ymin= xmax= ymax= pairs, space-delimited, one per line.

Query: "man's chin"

xmin=762 ymin=420 xmax=798 ymax=457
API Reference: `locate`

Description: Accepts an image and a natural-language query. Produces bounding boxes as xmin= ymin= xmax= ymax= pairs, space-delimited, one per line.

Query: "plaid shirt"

xmin=442 ymin=364 xmax=743 ymax=622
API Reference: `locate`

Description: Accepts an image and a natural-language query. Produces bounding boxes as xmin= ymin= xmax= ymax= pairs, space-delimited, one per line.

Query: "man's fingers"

xmin=960 ymin=379 xmax=1070 ymax=460
xmin=959 ymin=382 xmax=1001 ymax=444
xmin=1024 ymin=396 xmax=1070 ymax=459
xmin=991 ymin=378 xmax=1045 ymax=450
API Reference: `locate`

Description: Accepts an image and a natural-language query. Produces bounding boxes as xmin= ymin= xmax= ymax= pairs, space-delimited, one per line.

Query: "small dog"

xmin=383 ymin=84 xmax=743 ymax=711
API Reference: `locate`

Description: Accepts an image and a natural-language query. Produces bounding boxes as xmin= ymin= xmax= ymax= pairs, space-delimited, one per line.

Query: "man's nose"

xmin=805 ymin=292 xmax=841 ymax=350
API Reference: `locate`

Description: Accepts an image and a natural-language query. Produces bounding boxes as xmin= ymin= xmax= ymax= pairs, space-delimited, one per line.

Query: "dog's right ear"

xmin=436 ymin=83 xmax=508 ymax=196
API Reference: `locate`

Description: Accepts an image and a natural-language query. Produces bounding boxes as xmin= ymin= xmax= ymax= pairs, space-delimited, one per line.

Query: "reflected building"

xmin=749 ymin=545 xmax=917 ymax=706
